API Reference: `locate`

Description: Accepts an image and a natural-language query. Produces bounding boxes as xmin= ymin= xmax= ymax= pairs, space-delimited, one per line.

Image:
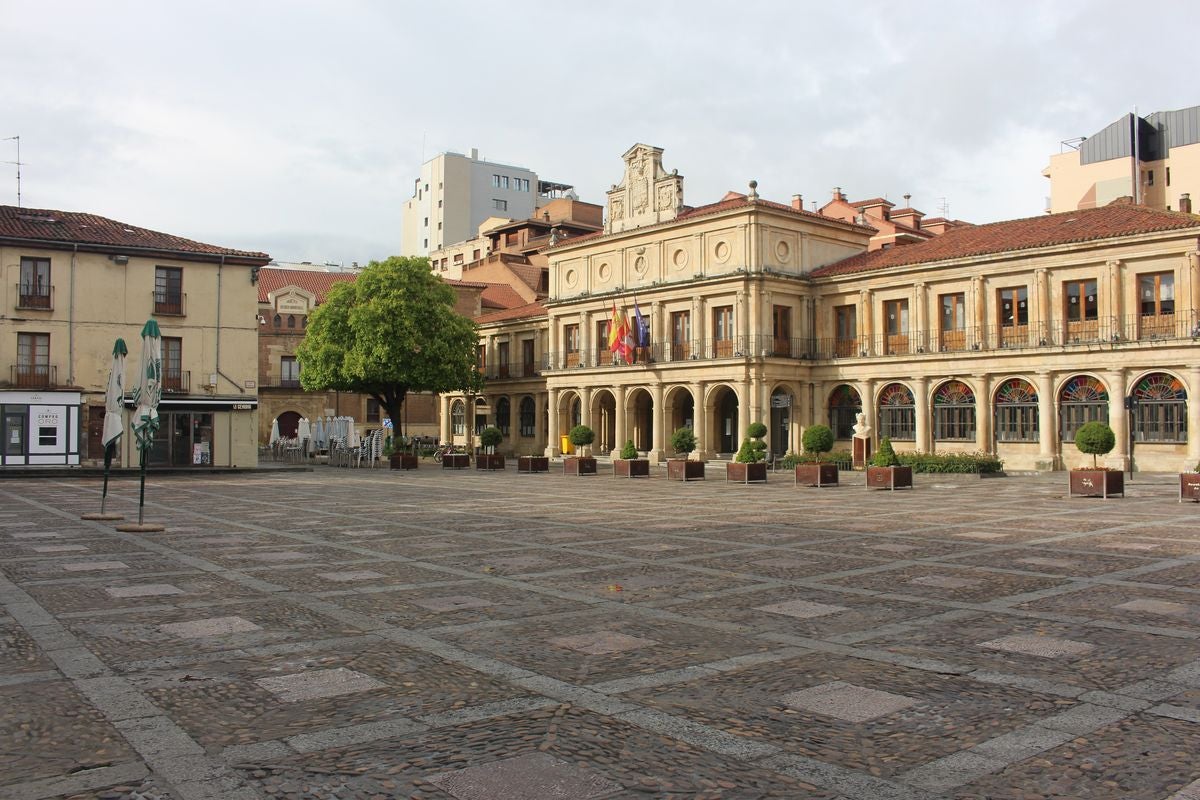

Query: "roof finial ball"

xmin=748 ymin=180 xmax=759 ymax=201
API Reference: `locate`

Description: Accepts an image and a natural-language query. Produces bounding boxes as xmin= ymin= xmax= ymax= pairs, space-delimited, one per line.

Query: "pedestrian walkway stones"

xmin=255 ymin=667 xmax=386 ymax=702
xmin=106 ymin=583 xmax=185 ymax=598
xmin=1118 ymin=598 xmax=1191 ymax=616
xmin=909 ymin=574 xmax=982 ymax=589
xmin=429 ymin=751 xmax=624 ymax=800
xmin=551 ymin=631 xmax=658 ymax=655
xmin=780 ymin=680 xmax=919 ymax=722
xmin=29 ymin=544 xmax=88 ymax=552
xmin=755 ymin=598 xmax=850 ymax=619
xmin=980 ymin=633 xmax=1097 ymax=658
xmin=62 ymin=560 xmax=129 ymax=572
xmin=314 ymin=569 xmax=386 ymax=582
xmin=412 ymin=594 xmax=494 ymax=612
xmin=160 ymin=616 xmax=262 ymax=638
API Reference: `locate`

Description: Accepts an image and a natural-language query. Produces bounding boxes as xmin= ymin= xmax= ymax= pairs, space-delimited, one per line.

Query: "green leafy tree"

xmin=479 ymin=426 xmax=503 ymax=452
xmin=802 ymin=424 xmax=835 ymax=461
xmin=568 ymin=425 xmax=595 ymax=456
xmin=735 ymin=422 xmax=768 ymax=463
xmin=619 ymin=439 xmax=639 ymax=460
xmin=297 ymin=257 xmax=481 ymax=432
xmin=670 ymin=426 xmax=698 ymax=457
xmin=1074 ymin=421 xmax=1116 ymax=468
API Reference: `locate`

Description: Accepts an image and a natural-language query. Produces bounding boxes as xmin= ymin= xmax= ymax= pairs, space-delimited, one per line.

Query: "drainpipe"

xmin=69 ymin=244 xmax=77 ymax=384
xmin=214 ymin=255 xmax=241 ymax=391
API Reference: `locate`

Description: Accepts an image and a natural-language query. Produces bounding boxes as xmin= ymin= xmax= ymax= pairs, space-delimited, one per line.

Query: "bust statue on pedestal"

xmin=852 ymin=413 xmax=873 ymax=468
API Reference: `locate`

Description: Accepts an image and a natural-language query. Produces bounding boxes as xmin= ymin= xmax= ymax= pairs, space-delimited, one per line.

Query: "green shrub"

xmin=479 ymin=426 xmax=503 ymax=449
xmin=734 ymin=437 xmax=767 ymax=463
xmin=801 ymin=424 xmax=835 ymax=458
xmin=1074 ymin=421 xmax=1115 ymax=468
xmin=382 ymin=436 xmax=394 ymax=457
xmin=746 ymin=421 xmax=768 ymax=440
xmin=895 ymin=451 xmax=1004 ymax=473
xmin=779 ymin=451 xmax=802 ymax=469
xmin=619 ymin=439 xmax=638 ymax=459
xmin=872 ymin=437 xmax=900 ymax=467
xmin=670 ymin=426 xmax=697 ymax=456
xmin=568 ymin=425 xmax=595 ymax=449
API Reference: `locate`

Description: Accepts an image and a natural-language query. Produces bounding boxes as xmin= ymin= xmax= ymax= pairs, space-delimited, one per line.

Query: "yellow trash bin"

xmin=560 ymin=435 xmax=574 ymax=454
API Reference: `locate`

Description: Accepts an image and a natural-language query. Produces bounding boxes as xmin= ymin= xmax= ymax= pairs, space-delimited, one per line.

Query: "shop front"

xmin=121 ymin=396 xmax=258 ymax=469
xmin=0 ymin=390 xmax=82 ymax=466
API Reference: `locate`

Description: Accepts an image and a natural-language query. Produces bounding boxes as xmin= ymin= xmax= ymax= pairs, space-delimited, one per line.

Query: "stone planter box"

xmin=795 ymin=463 xmax=839 ymax=487
xmin=866 ymin=465 xmax=913 ymax=490
xmin=563 ymin=456 xmax=597 ymax=476
xmin=1069 ymin=469 xmax=1124 ymax=498
xmin=726 ymin=462 xmax=767 ymax=484
xmin=667 ymin=459 xmax=705 ymax=481
xmin=1181 ymin=473 xmax=1200 ymax=502
xmin=442 ymin=453 xmax=470 ymax=470
xmin=613 ymin=458 xmax=650 ymax=478
xmin=389 ymin=454 xmax=418 ymax=470
xmin=476 ymin=454 xmax=505 ymax=471
xmin=517 ymin=456 xmax=549 ymax=473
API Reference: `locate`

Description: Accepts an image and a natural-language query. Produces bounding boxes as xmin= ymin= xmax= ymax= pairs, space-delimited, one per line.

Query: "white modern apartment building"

xmin=400 ymin=148 xmax=573 ymax=257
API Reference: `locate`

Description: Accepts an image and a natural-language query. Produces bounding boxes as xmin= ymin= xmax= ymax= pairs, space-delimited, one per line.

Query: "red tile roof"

xmin=811 ymin=205 xmax=1200 ymax=278
xmin=0 ymin=204 xmax=270 ymax=263
xmin=256 ymin=268 xmax=356 ymax=303
xmin=480 ymin=283 xmax=527 ymax=310
xmin=475 ymin=301 xmax=547 ymax=324
xmin=850 ymin=197 xmax=895 ymax=208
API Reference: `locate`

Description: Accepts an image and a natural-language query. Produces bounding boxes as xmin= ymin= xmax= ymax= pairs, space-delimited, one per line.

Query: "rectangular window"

xmin=712 ymin=305 xmax=733 ymax=357
xmin=423 ymin=216 xmax=428 ymax=226
xmin=475 ymin=344 xmax=486 ymax=371
xmin=1166 ymin=166 xmax=1171 ymax=186
xmin=878 ymin=406 xmax=916 ymax=441
xmin=1139 ymin=272 xmax=1175 ymax=339
xmin=883 ymin=298 xmax=909 ymax=354
xmin=834 ymin=304 xmax=857 ymax=356
xmin=519 ymin=398 xmax=536 ymax=437
xmin=998 ymin=286 xmax=1028 ymax=329
xmin=493 ymin=199 xmax=508 ymax=211
xmin=18 ymin=257 xmax=51 ymax=309
xmin=1063 ymin=278 xmax=1098 ymax=341
xmin=280 ymin=356 xmax=299 ymax=388
xmin=772 ymin=305 xmax=792 ymax=356
xmin=995 ymin=404 xmax=1039 ymax=442
xmin=1146 ymin=170 xmax=1154 ymax=187
xmin=1133 ymin=399 xmax=1187 ymax=442
xmin=671 ymin=310 xmax=691 ymax=360
xmin=939 ymin=292 xmax=966 ymax=351
xmin=453 ymin=253 xmax=463 ymax=264
xmin=497 ymin=340 xmax=510 ymax=377
xmin=366 ymin=399 xmax=381 ymax=423
xmin=564 ymin=323 xmax=580 ymax=367
xmin=596 ymin=319 xmax=611 ymax=366
xmin=154 ymin=266 xmax=184 ymax=315
xmin=16 ymin=332 xmax=50 ymax=387
xmin=472 ymin=249 xmax=480 ymax=261
xmin=491 ymin=174 xmax=501 ymax=188
xmin=934 ymin=406 xmax=976 ymax=441
xmin=162 ymin=337 xmax=184 ymax=392
xmin=522 ymin=338 xmax=535 ymax=376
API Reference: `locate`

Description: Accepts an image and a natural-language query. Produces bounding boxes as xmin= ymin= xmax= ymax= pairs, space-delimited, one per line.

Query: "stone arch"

xmin=768 ymin=382 xmax=798 ymax=456
xmin=706 ymin=383 xmax=741 ymax=454
xmin=494 ymin=396 xmax=511 ymax=436
xmin=276 ymin=410 xmax=302 ymax=439
xmin=590 ymin=388 xmax=618 ymax=454
xmin=663 ymin=385 xmax=696 ymax=444
xmin=828 ymin=383 xmax=861 ymax=440
xmin=625 ymin=387 xmax=654 ymax=452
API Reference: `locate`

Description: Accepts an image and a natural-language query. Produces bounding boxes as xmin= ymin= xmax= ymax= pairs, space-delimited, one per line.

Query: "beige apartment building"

xmin=1045 ymin=105 xmax=1199 ymax=215
xmin=0 ymin=205 xmax=269 ymax=468
xmin=449 ymin=143 xmax=1200 ymax=473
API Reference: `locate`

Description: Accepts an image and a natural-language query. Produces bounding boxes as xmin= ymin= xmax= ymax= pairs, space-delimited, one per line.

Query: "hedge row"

xmin=895 ymin=451 xmax=1003 ymax=473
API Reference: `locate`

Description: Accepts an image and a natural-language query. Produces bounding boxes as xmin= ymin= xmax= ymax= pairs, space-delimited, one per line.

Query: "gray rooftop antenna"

xmin=938 ymin=197 xmax=950 ymax=218
xmin=2 ymin=136 xmax=21 ymax=207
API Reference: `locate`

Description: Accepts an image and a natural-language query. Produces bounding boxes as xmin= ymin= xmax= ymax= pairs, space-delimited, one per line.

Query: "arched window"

xmin=450 ymin=400 xmax=466 ymax=436
xmin=1060 ymin=376 xmax=1108 ymax=442
xmin=570 ymin=396 xmax=582 ymax=428
xmin=273 ymin=314 xmax=281 ymax=328
xmin=287 ymin=315 xmax=296 ymax=329
xmin=519 ymin=396 xmax=536 ymax=437
xmin=994 ymin=378 xmax=1038 ymax=442
xmin=1133 ymin=372 xmax=1187 ymax=442
xmin=877 ymin=383 xmax=915 ymax=441
xmin=828 ymin=384 xmax=861 ymax=439
xmin=934 ymin=380 xmax=975 ymax=441
xmin=495 ymin=397 xmax=510 ymax=436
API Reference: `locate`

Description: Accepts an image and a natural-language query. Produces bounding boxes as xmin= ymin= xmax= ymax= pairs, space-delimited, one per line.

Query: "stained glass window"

xmin=877 ymin=383 xmax=915 ymax=441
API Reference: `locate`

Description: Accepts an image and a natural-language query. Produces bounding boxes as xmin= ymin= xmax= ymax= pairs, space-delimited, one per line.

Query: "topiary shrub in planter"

xmin=667 ymin=426 xmax=704 ymax=481
xmin=866 ymin=436 xmax=913 ymax=490
xmin=1070 ymin=421 xmax=1123 ymax=498
xmin=795 ymin=423 xmax=838 ymax=487
xmin=564 ymin=425 xmax=597 ymax=475
xmin=517 ymin=453 xmax=549 ymax=473
xmin=1180 ymin=461 xmax=1200 ymax=503
xmin=614 ymin=438 xmax=649 ymax=478
xmin=727 ymin=422 xmax=768 ymax=484
xmin=476 ymin=426 xmax=505 ymax=471
xmin=388 ymin=435 xmax=418 ymax=470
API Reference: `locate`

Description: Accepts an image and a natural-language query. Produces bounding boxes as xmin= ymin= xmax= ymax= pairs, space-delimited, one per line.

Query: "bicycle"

xmin=432 ymin=443 xmax=467 ymax=463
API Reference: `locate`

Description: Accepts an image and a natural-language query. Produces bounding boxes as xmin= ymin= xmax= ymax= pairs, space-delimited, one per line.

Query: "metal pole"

xmin=100 ymin=442 xmax=113 ymax=515
xmin=137 ymin=448 xmax=147 ymax=525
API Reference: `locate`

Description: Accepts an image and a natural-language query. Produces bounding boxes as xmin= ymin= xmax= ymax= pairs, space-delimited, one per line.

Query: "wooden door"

xmin=87 ymin=405 xmax=107 ymax=460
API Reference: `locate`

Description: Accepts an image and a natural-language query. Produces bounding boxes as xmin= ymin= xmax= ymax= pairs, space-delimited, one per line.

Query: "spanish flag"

xmin=608 ymin=302 xmax=632 ymax=363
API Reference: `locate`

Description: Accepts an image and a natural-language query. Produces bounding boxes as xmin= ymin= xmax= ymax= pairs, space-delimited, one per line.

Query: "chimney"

xmin=791 ymin=194 xmax=803 ymax=210
xmin=470 ymin=147 xmax=479 ymax=160
xmin=832 ymin=186 xmax=845 ymax=201
xmin=1181 ymin=193 xmax=1193 ymax=214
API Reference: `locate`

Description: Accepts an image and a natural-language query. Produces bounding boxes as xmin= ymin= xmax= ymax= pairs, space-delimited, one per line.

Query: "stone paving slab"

xmin=3 ymin=470 xmax=1200 ymax=799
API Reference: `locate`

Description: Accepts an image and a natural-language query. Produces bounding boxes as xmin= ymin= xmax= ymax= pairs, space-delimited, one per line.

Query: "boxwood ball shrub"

xmin=619 ymin=439 xmax=638 ymax=460
xmin=735 ymin=422 xmax=768 ymax=463
xmin=746 ymin=421 xmax=768 ymax=440
xmin=670 ymin=426 xmax=698 ymax=456
xmin=1074 ymin=421 xmax=1116 ymax=468
xmin=568 ymin=425 xmax=595 ymax=452
xmin=479 ymin=426 xmax=503 ymax=450
xmin=801 ymin=424 xmax=835 ymax=460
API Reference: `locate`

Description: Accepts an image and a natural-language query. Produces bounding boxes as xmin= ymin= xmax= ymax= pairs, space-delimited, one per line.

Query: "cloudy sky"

xmin=3 ymin=1 xmax=1196 ymax=266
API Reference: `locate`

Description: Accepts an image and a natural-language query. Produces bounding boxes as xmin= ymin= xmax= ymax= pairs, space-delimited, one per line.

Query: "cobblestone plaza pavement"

xmin=3 ymin=467 xmax=1200 ymax=800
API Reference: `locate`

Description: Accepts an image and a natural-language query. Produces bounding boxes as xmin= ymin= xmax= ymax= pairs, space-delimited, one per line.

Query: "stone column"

xmin=860 ymin=289 xmax=873 ymax=353
xmin=650 ymin=382 xmax=665 ymax=462
xmin=1188 ymin=367 xmax=1200 ymax=463
xmin=652 ymin=300 xmax=664 ymax=359
xmin=972 ymin=275 xmax=986 ymax=348
xmin=1036 ymin=268 xmax=1051 ymax=343
xmin=913 ymin=376 xmax=931 ymax=452
xmin=811 ymin=381 xmax=825 ymax=428
xmin=439 ymin=394 xmax=451 ymax=445
xmin=691 ymin=382 xmax=707 ymax=458
xmin=1189 ymin=252 xmax=1200 ymax=323
xmin=913 ymin=282 xmax=926 ymax=351
xmin=548 ymin=316 xmax=559 ymax=369
xmin=614 ymin=385 xmax=627 ymax=454
xmin=1107 ymin=259 xmax=1124 ymax=337
xmin=859 ymin=378 xmax=875 ymax=449
xmin=1036 ymin=371 xmax=1057 ymax=470
xmin=1107 ymin=369 xmax=1128 ymax=470
xmin=580 ymin=386 xmax=593 ymax=435
xmin=535 ymin=391 xmax=547 ymax=453
xmin=507 ymin=393 xmax=518 ymax=449
xmin=750 ymin=375 xmax=763 ymax=432
xmin=974 ymin=374 xmax=992 ymax=453
xmin=580 ymin=310 xmax=592 ymax=367
xmin=545 ymin=387 xmax=560 ymax=457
